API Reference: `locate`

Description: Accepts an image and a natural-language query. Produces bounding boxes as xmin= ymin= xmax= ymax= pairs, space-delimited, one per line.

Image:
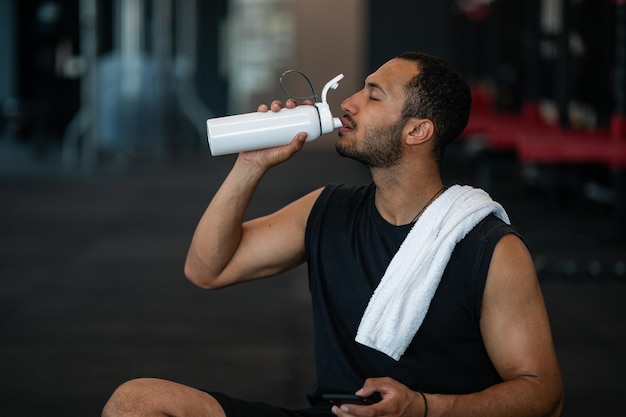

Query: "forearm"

xmin=351 ymin=375 xmax=561 ymax=417
xmin=429 ymin=375 xmax=563 ymax=417
xmin=184 ymin=157 xmax=267 ymax=288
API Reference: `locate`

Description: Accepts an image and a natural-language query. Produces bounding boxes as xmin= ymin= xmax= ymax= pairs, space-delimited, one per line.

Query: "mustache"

xmin=343 ymin=113 xmax=357 ymax=129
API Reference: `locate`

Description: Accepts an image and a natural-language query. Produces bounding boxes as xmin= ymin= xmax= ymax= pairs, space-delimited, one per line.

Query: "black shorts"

xmin=209 ymin=391 xmax=334 ymax=417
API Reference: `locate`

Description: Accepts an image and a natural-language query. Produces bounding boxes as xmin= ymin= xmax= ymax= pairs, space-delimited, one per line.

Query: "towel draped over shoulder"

xmin=355 ymin=185 xmax=510 ymax=360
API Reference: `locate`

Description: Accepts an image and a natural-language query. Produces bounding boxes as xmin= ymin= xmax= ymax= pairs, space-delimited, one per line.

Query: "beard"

xmin=336 ymin=118 xmax=405 ymax=169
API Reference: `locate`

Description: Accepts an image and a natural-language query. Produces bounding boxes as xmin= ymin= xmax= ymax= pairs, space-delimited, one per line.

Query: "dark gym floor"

xmin=1 ymin=141 xmax=625 ymax=416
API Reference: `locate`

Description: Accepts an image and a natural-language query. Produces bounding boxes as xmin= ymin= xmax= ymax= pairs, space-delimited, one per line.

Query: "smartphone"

xmin=321 ymin=393 xmax=379 ymax=405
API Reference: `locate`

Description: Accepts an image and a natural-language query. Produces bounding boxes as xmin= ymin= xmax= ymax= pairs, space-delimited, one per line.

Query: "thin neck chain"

xmin=411 ymin=186 xmax=446 ymax=223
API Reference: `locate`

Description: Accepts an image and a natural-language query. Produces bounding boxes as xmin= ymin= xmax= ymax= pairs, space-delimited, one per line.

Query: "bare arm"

xmin=335 ymin=234 xmax=564 ymax=417
xmin=184 ymin=100 xmax=321 ymax=289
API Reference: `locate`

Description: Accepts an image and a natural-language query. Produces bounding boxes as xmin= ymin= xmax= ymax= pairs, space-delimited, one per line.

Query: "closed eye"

xmin=365 ymin=81 xmax=387 ymax=99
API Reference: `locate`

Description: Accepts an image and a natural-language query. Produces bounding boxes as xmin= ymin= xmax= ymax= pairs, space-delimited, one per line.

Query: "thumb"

xmin=356 ymin=378 xmax=383 ymax=397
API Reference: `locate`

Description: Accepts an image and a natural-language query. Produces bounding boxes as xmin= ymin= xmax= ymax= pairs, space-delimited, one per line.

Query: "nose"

xmin=341 ymin=91 xmax=359 ymax=114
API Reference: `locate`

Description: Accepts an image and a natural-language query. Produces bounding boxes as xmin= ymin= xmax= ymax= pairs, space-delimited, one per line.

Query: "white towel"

xmin=355 ymin=185 xmax=510 ymax=360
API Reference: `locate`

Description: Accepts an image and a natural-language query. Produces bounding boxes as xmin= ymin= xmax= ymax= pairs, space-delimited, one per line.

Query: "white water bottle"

xmin=206 ymin=74 xmax=345 ymax=156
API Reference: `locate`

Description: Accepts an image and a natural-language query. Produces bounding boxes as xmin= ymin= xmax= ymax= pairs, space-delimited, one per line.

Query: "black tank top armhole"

xmin=305 ymin=184 xmax=339 ymax=252
xmin=471 ymin=215 xmax=523 ymax=320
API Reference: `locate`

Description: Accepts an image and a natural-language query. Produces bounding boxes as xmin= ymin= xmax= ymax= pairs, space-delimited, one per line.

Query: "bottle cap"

xmin=317 ymin=73 xmax=344 ymax=134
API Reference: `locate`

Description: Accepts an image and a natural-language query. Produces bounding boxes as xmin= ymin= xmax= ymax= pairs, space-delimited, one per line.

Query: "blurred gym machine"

xmin=62 ymin=0 xmax=213 ymax=173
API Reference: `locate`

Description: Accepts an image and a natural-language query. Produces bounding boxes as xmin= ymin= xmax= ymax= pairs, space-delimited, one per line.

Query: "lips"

xmin=339 ymin=115 xmax=355 ymax=133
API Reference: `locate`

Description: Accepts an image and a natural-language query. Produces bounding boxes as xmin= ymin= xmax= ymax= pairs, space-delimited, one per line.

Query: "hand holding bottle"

xmin=206 ymin=74 xmax=344 ymax=156
xmin=235 ymin=98 xmax=314 ymax=169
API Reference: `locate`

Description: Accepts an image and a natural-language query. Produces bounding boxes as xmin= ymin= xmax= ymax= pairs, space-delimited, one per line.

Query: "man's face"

xmin=336 ymin=58 xmax=418 ymax=168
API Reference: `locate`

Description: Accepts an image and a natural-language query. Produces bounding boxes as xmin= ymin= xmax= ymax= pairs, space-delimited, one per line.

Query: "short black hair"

xmin=397 ymin=52 xmax=471 ymax=162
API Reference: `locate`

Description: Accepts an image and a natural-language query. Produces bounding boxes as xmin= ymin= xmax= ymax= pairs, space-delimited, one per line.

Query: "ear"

xmin=404 ymin=119 xmax=434 ymax=145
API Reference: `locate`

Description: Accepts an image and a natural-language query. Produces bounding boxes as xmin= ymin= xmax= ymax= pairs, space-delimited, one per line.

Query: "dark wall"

xmin=196 ymin=0 xmax=229 ymax=117
xmin=16 ymin=0 xmax=80 ymax=141
xmin=366 ymin=0 xmax=461 ymax=72
xmin=367 ymin=0 xmax=619 ymax=125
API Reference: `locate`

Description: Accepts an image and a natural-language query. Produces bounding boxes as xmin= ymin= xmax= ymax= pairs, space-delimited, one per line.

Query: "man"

xmin=103 ymin=52 xmax=564 ymax=417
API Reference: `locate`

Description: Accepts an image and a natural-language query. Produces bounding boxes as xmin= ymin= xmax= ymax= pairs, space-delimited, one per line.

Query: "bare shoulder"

xmin=480 ymin=233 xmax=563 ymax=412
xmin=491 ymin=233 xmax=535 ymax=277
xmin=481 ymin=232 xmax=558 ymax=376
xmin=483 ymin=233 xmax=540 ymax=307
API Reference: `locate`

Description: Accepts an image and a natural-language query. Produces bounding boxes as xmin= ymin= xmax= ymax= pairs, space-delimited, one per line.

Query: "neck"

xmin=371 ymin=164 xmax=444 ymax=226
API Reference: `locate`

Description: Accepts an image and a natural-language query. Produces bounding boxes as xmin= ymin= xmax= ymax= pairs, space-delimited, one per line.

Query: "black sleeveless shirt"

xmin=304 ymin=183 xmax=520 ymax=404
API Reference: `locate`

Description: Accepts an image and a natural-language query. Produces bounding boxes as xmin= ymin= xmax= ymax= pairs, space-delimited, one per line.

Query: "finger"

xmin=303 ymin=98 xmax=315 ymax=105
xmin=285 ymin=98 xmax=297 ymax=108
xmin=358 ymin=377 xmax=396 ymax=399
xmin=289 ymin=133 xmax=307 ymax=154
xmin=258 ymin=104 xmax=269 ymax=112
xmin=270 ymin=100 xmax=283 ymax=112
xmin=271 ymin=133 xmax=307 ymax=160
xmin=357 ymin=379 xmax=381 ymax=397
xmin=336 ymin=402 xmax=376 ymax=417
